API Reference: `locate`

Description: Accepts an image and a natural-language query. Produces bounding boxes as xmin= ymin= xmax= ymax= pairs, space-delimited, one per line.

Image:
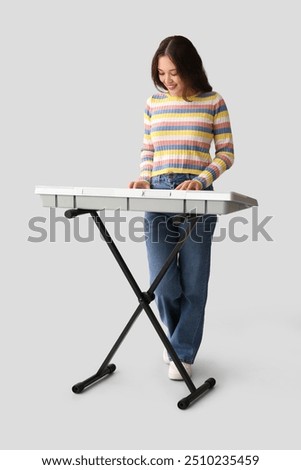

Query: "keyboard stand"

xmin=65 ymin=208 xmax=216 ymax=410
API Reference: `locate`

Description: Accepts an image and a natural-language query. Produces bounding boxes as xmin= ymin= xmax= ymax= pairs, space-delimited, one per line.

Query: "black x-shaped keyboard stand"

xmin=65 ymin=208 xmax=216 ymax=410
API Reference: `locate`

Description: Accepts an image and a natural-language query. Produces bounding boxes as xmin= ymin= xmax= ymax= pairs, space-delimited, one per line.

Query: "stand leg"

xmin=96 ymin=304 xmax=143 ymax=374
xmin=72 ymin=305 xmax=143 ymax=393
xmin=66 ymin=209 xmax=216 ymax=408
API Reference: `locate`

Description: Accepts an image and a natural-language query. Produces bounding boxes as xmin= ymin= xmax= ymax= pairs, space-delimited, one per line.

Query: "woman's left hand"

xmin=175 ymin=180 xmax=202 ymax=190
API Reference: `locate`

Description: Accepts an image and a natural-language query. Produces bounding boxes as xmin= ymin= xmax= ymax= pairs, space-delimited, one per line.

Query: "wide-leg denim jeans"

xmin=144 ymin=174 xmax=217 ymax=364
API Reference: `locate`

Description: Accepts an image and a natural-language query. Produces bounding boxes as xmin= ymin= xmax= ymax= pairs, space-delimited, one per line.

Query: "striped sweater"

xmin=139 ymin=91 xmax=234 ymax=189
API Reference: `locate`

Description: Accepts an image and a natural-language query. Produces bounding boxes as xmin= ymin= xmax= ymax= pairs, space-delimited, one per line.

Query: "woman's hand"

xmin=128 ymin=180 xmax=150 ymax=189
xmin=175 ymin=180 xmax=202 ymax=190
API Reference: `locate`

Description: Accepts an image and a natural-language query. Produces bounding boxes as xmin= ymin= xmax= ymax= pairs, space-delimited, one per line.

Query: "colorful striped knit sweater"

xmin=139 ymin=91 xmax=234 ymax=189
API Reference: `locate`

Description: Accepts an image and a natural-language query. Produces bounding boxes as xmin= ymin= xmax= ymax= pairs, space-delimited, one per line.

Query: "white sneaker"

xmin=163 ymin=349 xmax=170 ymax=364
xmin=168 ymin=361 xmax=192 ymax=380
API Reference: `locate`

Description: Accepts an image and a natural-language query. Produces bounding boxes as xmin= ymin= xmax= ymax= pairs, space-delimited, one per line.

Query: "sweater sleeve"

xmin=139 ymin=97 xmax=154 ymax=183
xmin=194 ymin=93 xmax=234 ymax=189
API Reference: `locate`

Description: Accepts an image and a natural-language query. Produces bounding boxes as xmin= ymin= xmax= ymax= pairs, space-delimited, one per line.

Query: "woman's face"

xmin=158 ymin=55 xmax=185 ymax=97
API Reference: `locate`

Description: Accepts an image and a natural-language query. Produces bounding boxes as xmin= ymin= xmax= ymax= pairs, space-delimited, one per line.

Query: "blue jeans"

xmin=144 ymin=174 xmax=217 ymax=364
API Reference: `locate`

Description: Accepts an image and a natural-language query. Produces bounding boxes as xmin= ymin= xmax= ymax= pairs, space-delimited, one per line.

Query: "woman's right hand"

xmin=128 ymin=180 xmax=150 ymax=189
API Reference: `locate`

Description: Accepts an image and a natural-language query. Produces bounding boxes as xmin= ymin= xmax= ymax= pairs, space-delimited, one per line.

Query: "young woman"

xmin=129 ymin=35 xmax=234 ymax=380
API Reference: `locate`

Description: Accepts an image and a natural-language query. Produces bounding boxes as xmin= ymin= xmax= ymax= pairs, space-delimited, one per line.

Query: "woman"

xmin=129 ymin=35 xmax=234 ymax=380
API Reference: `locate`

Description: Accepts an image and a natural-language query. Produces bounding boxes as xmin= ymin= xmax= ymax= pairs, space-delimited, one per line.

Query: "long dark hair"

xmin=151 ymin=35 xmax=212 ymax=100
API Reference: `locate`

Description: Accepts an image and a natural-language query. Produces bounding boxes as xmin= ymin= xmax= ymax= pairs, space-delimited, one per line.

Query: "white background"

xmin=0 ymin=0 xmax=300 ymax=450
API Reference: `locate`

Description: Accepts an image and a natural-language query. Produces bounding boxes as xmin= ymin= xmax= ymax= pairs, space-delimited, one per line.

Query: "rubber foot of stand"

xmin=72 ymin=383 xmax=85 ymax=394
xmin=177 ymin=398 xmax=190 ymax=410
